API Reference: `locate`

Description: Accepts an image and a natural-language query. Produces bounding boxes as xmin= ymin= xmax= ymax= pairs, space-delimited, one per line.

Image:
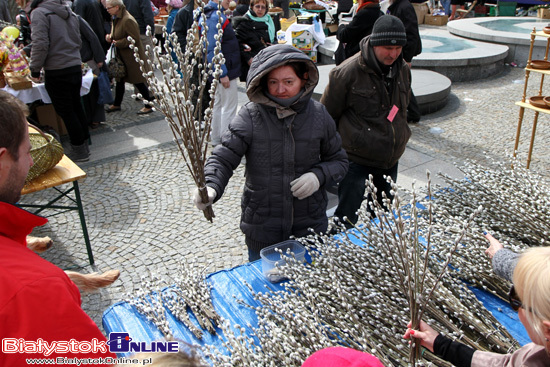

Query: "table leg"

xmin=73 ymin=180 xmax=95 ymax=266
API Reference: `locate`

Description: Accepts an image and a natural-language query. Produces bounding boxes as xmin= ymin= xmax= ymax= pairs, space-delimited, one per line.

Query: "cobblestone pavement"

xmin=20 ymin=64 xmax=550 ymax=332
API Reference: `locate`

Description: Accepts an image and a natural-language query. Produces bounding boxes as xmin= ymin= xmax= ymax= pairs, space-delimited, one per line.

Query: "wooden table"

xmin=20 ymin=151 xmax=94 ymax=266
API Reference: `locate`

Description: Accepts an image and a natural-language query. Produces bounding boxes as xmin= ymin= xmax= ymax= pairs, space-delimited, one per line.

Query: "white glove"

xmin=290 ymin=172 xmax=320 ymax=200
xmin=193 ymin=186 xmax=217 ymax=210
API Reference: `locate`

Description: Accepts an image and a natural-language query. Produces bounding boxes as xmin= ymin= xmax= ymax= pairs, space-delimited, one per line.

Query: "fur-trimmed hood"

xmin=246 ymin=44 xmax=318 ymax=116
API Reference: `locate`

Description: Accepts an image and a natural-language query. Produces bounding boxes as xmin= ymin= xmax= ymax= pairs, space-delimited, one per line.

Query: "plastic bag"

xmin=97 ymin=70 xmax=114 ymax=105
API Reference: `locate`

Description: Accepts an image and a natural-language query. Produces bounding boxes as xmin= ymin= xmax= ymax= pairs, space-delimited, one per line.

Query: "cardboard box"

xmin=538 ymin=8 xmax=550 ymax=19
xmin=424 ymin=14 xmax=448 ymax=26
xmin=291 ymin=30 xmax=315 ymax=51
xmin=412 ymin=2 xmax=429 ymax=24
xmin=326 ymin=23 xmax=339 ymax=33
xmin=35 ymin=104 xmax=68 ymax=136
xmin=304 ymin=50 xmax=317 ymax=63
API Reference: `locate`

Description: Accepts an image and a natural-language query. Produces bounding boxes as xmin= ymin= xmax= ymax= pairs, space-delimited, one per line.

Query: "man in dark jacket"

xmin=334 ymin=0 xmax=382 ymax=65
xmin=388 ymin=0 xmax=422 ymax=123
xmin=321 ymin=15 xmax=411 ymax=227
xmin=74 ymin=0 xmax=110 ymax=54
xmin=172 ymin=0 xmax=197 ymax=49
xmin=123 ymin=0 xmax=155 ymax=63
xmin=200 ymin=0 xmax=241 ymax=146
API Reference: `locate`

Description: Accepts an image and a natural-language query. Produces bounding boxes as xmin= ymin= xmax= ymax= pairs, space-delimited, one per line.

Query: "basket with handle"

xmin=25 ymin=123 xmax=64 ymax=183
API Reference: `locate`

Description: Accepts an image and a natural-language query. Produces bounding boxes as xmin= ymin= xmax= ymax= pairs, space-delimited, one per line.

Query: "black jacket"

xmin=336 ymin=3 xmax=382 ymax=63
xmin=172 ymin=0 xmax=195 ymax=49
xmin=233 ymin=14 xmax=273 ymax=81
xmin=123 ymin=0 xmax=154 ymax=35
xmin=78 ymin=15 xmax=105 ymax=64
xmin=388 ymin=0 xmax=422 ymax=62
xmin=73 ymin=0 xmax=109 ymax=53
xmin=204 ymin=44 xmax=348 ymax=251
xmin=321 ymin=37 xmax=411 ymax=169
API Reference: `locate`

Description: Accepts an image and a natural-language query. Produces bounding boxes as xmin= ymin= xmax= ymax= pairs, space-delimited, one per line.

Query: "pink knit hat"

xmin=166 ymin=0 xmax=183 ymax=8
xmin=301 ymin=347 xmax=385 ymax=367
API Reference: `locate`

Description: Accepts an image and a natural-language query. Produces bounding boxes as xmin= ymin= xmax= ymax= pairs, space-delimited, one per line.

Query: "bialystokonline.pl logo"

xmin=2 ymin=332 xmax=179 ymax=365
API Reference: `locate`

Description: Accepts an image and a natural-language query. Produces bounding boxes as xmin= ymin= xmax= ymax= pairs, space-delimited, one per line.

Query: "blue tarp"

xmin=103 ymin=258 xmax=530 ymax=358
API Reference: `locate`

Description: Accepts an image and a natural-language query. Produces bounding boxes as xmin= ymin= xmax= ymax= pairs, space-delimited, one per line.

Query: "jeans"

xmin=334 ymin=161 xmax=398 ymax=227
xmin=440 ymin=0 xmax=451 ymax=15
xmin=44 ymin=66 xmax=89 ymax=146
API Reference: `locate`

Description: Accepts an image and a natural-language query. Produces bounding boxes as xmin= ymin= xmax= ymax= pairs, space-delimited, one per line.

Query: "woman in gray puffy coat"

xmin=194 ymin=44 xmax=349 ymax=261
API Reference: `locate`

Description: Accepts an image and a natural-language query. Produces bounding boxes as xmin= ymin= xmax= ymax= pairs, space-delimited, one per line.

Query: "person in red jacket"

xmin=0 ymin=91 xmax=116 ymax=366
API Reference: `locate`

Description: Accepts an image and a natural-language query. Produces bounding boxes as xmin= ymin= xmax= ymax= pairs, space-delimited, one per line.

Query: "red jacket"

xmin=0 ymin=202 xmax=115 ymax=366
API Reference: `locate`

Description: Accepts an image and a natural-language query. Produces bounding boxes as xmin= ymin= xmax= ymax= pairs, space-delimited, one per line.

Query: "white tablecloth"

xmin=2 ymin=69 xmax=94 ymax=104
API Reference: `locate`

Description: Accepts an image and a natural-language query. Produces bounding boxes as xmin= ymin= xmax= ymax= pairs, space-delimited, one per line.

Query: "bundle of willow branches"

xmin=126 ymin=160 xmax=536 ymax=366
xmin=129 ymin=3 xmax=225 ymax=222
xmin=418 ymin=156 xmax=550 ymax=299
xmin=199 ymin=173 xmax=518 ymax=366
xmin=125 ymin=260 xmax=221 ymax=340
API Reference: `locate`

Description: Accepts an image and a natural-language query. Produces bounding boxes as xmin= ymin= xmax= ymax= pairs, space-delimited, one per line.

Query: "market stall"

xmin=103 ymin=230 xmax=530 ymax=360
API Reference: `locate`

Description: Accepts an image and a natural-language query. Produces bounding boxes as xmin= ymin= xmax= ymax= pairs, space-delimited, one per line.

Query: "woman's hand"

xmin=220 ymin=76 xmax=230 ymax=89
xmin=403 ymin=320 xmax=439 ymax=353
xmin=193 ymin=186 xmax=216 ymax=210
xmin=105 ymin=34 xmax=111 ymax=43
xmin=484 ymin=232 xmax=503 ymax=259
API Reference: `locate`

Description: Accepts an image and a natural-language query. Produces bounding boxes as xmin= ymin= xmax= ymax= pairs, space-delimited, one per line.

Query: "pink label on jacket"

xmin=387 ymin=105 xmax=399 ymax=122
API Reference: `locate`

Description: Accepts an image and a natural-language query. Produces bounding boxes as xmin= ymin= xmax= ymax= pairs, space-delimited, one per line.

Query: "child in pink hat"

xmin=301 ymin=347 xmax=385 ymax=367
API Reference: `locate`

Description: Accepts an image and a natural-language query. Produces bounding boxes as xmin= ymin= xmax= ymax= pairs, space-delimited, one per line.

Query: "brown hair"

xmin=0 ymin=91 xmax=28 ymax=160
xmin=250 ymin=0 xmax=268 ymax=10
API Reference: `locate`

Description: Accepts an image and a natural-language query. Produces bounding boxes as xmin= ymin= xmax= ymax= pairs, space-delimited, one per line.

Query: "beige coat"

xmin=111 ymin=6 xmax=146 ymax=84
xmin=472 ymin=343 xmax=549 ymax=367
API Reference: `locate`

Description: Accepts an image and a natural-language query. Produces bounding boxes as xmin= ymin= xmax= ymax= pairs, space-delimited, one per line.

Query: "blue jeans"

xmin=441 ymin=0 xmax=451 ymax=15
xmin=334 ymin=161 xmax=398 ymax=227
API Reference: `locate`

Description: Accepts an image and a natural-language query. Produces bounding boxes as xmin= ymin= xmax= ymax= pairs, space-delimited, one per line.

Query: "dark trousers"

xmin=273 ymin=0 xmax=290 ymax=18
xmin=44 ymin=66 xmax=89 ymax=146
xmin=407 ymin=90 xmax=421 ymax=123
xmin=334 ymin=161 xmax=399 ymax=227
xmin=113 ymin=82 xmax=152 ymax=107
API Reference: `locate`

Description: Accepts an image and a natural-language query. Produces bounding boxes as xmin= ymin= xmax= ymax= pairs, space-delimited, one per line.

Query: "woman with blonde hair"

xmin=404 ymin=246 xmax=550 ymax=367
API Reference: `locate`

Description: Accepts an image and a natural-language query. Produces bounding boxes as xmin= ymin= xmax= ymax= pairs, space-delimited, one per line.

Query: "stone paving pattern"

xmin=19 ymin=65 xmax=550 ymax=333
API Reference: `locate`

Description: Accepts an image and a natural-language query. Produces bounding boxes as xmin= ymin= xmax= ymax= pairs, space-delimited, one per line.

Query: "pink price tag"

xmin=387 ymin=105 xmax=399 ymax=122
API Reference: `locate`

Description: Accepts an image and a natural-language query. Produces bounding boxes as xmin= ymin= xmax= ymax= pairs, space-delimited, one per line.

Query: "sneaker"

xmin=69 ymin=143 xmax=90 ymax=163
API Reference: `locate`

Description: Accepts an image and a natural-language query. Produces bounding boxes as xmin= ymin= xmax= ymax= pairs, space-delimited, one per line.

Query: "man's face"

xmin=221 ymin=0 xmax=230 ymax=10
xmin=0 ymin=122 xmax=33 ymax=204
xmin=373 ymin=45 xmax=402 ymax=66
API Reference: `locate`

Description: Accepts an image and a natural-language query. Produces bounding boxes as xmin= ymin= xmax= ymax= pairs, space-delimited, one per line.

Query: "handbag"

xmin=108 ymin=47 xmax=126 ymax=79
xmin=97 ymin=70 xmax=114 ymax=105
xmin=26 ymin=124 xmax=64 ymax=183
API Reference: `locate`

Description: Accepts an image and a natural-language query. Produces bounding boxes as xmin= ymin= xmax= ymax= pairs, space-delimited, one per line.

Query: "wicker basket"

xmin=26 ymin=124 xmax=65 ymax=183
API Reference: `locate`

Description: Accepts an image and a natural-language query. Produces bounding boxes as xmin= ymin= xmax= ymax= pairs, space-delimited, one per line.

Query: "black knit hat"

xmin=370 ymin=15 xmax=407 ymax=47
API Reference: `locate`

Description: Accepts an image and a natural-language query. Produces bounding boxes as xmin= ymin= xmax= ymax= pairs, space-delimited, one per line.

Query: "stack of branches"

xmin=129 ymin=1 xmax=225 ymax=222
xmin=125 ymin=260 xmax=221 ymax=340
xmin=126 ymin=158 xmax=538 ymax=365
xmin=200 ymin=174 xmax=518 ymax=366
xmin=417 ymin=156 xmax=550 ymax=300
